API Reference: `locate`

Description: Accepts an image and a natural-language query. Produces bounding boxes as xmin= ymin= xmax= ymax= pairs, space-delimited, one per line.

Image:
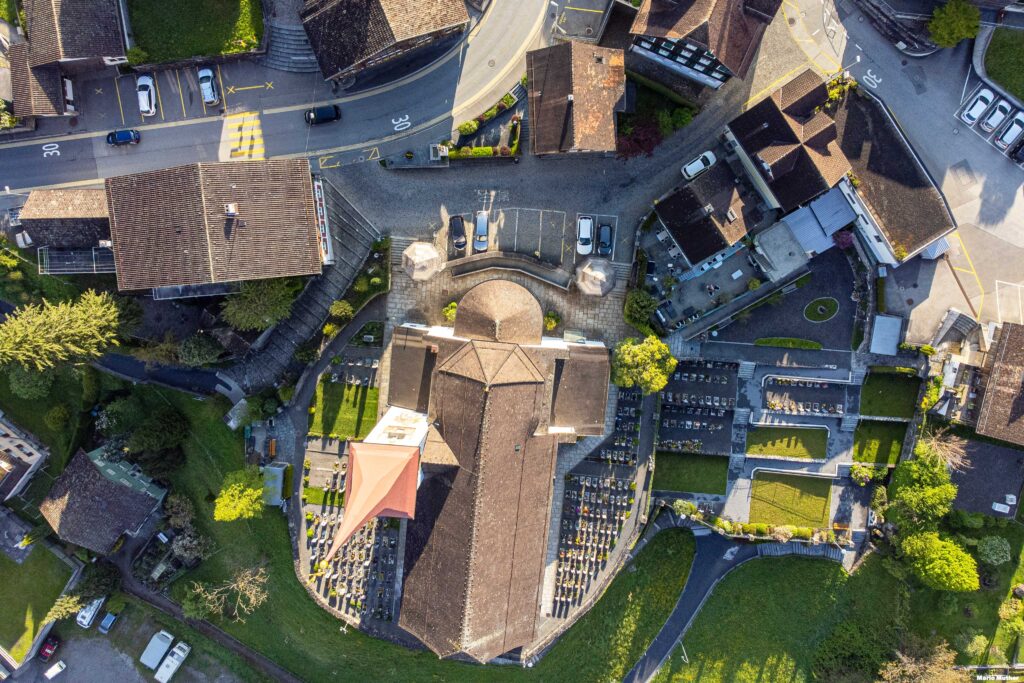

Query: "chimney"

xmin=567 ymin=94 xmax=574 ymax=103
xmin=225 ymin=203 xmax=238 ymax=217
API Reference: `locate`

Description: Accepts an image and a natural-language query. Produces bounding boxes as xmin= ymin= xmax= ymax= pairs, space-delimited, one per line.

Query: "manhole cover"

xmin=906 ymin=298 xmax=914 ymax=305
xmin=901 ymin=59 xmax=908 ymax=66
xmin=488 ymin=59 xmax=495 ymax=68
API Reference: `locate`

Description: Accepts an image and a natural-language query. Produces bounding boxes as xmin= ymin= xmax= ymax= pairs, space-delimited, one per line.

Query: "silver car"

xmin=198 ymin=67 xmax=219 ymax=106
xmin=136 ymin=75 xmax=156 ymax=117
xmin=960 ymin=88 xmax=994 ymax=126
xmin=981 ymin=99 xmax=1012 ymax=133
xmin=473 ymin=211 xmax=489 ymax=253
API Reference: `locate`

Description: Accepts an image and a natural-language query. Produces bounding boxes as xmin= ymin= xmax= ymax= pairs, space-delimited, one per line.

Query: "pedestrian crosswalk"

xmin=219 ymin=111 xmax=265 ymax=161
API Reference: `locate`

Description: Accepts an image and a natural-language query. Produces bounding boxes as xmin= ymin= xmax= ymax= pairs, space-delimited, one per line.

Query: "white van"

xmin=140 ymin=630 xmax=174 ymax=670
xmin=75 ymin=596 xmax=105 ymax=628
xmin=154 ymin=641 xmax=191 ymax=682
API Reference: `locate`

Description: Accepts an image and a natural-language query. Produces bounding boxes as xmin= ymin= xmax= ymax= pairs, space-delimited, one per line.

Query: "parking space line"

xmin=217 ymin=65 xmax=229 ymax=109
xmin=113 ymin=77 xmax=125 ymax=127
xmin=174 ymin=70 xmax=187 ymax=117
xmin=513 ymin=209 xmax=519 ymax=251
xmin=153 ymin=75 xmax=165 ymax=121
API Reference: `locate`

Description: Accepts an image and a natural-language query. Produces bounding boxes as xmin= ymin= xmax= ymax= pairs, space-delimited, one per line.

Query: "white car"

xmin=981 ymin=99 xmax=1012 ymax=133
xmin=43 ymin=661 xmax=66 ymax=679
xmin=960 ymin=88 xmax=994 ymax=126
xmin=197 ymin=67 xmax=219 ymax=106
xmin=682 ymin=151 xmax=716 ymax=180
xmin=576 ymin=215 xmax=594 ymax=255
xmin=995 ymin=111 xmax=1024 ymax=150
xmin=136 ymin=75 xmax=156 ymax=117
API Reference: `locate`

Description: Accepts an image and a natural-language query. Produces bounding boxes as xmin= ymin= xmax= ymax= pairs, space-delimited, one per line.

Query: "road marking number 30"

xmin=862 ymin=70 xmax=881 ymax=90
xmin=42 ymin=143 xmax=60 ymax=158
xmin=392 ymin=115 xmax=411 ymax=132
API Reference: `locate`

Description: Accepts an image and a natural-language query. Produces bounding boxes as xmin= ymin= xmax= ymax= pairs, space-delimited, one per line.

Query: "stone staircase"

xmin=840 ymin=414 xmax=860 ymax=432
xmin=732 ymin=407 xmax=750 ymax=426
xmin=261 ymin=21 xmax=321 ymax=74
xmin=757 ymin=541 xmax=843 ymax=563
xmin=226 ymin=178 xmax=380 ymax=393
xmin=509 ymin=81 xmax=527 ymax=103
xmin=850 ymin=369 xmax=866 ymax=385
xmin=737 ymin=361 xmax=756 ymax=380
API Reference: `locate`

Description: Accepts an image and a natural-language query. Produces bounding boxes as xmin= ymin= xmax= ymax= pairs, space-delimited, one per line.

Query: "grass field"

xmin=803 ymin=297 xmax=839 ymax=322
xmin=746 ymin=426 xmax=827 ymax=460
xmin=0 ymin=546 xmax=71 ymax=664
xmin=653 ymin=452 xmax=728 ymax=494
xmin=128 ymin=0 xmax=263 ymax=62
xmin=308 ymin=383 xmax=378 ymax=440
xmin=161 ymin=384 xmax=698 ymax=682
xmin=748 ymin=472 xmax=832 ymax=528
xmin=852 ymin=420 xmax=906 ymax=465
xmin=859 ymin=373 xmax=920 ymax=419
xmin=653 ymin=555 xmax=904 ymax=682
xmin=754 ymin=338 xmax=823 ymax=350
xmin=986 ymin=28 xmax=1024 ymax=102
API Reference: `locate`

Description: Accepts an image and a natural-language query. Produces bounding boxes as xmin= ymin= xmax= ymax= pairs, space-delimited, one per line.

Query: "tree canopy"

xmin=928 ymin=0 xmax=979 ymax=48
xmin=612 ymin=335 xmax=677 ymax=394
xmin=214 ymin=467 xmax=264 ymax=522
xmin=7 ymin=365 xmax=54 ymax=399
xmin=221 ymin=279 xmax=297 ymax=331
xmin=901 ymin=532 xmax=979 ymax=592
xmin=887 ymin=453 xmax=956 ymax=532
xmin=178 ymin=333 xmax=223 ymax=367
xmin=0 ymin=290 xmax=119 ymax=370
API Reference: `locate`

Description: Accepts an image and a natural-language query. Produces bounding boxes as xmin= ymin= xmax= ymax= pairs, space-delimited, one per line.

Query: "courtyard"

xmin=308 ymin=382 xmax=379 ymax=440
xmin=859 ymin=372 xmax=921 ymax=419
xmin=748 ymin=472 xmax=833 ymax=529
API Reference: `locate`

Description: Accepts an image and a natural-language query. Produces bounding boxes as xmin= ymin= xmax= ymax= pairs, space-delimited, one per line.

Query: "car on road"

xmin=576 ymin=215 xmax=594 ymax=256
xmin=106 ymin=129 xmax=140 ymax=146
xmin=473 ymin=210 xmax=489 ymax=253
xmin=38 ymin=635 xmax=59 ymax=662
xmin=197 ymin=67 xmax=219 ymax=106
xmin=136 ymin=75 xmax=156 ymax=117
xmin=76 ymin=596 xmax=105 ymax=628
xmin=981 ymin=99 xmax=1012 ymax=133
xmin=996 ymin=111 xmax=1024 ymax=150
xmin=305 ymin=104 xmax=341 ymax=125
xmin=597 ymin=223 xmax=613 ymax=257
xmin=682 ymin=151 xmax=716 ymax=180
xmin=98 ymin=610 xmax=119 ymax=634
xmin=449 ymin=215 xmax=467 ymax=252
xmin=960 ymin=88 xmax=994 ymax=126
xmin=43 ymin=661 xmax=66 ymax=679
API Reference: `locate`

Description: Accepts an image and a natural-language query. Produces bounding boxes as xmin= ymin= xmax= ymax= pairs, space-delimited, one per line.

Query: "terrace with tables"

xmin=657 ymin=359 xmax=739 ymax=455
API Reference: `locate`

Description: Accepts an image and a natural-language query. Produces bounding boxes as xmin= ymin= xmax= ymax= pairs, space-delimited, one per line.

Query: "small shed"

xmin=262 ymin=462 xmax=292 ymax=507
xmin=402 ymin=242 xmax=443 ymax=281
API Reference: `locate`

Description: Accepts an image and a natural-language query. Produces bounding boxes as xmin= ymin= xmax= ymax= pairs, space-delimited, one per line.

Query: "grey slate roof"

xmin=977 ymin=323 xmax=1024 ymax=447
xmin=8 ymin=42 xmax=64 ymax=117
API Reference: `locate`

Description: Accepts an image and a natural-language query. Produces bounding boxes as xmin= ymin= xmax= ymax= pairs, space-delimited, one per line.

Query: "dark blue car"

xmin=106 ymin=129 xmax=140 ymax=146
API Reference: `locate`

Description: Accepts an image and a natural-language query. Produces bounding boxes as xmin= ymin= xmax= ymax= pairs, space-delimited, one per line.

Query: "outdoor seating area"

xmin=762 ymin=377 xmax=847 ymax=416
xmin=552 ymin=471 xmax=637 ymax=617
xmin=587 ymin=388 xmax=644 ymax=467
xmin=657 ymin=360 xmax=738 ymax=455
xmin=305 ymin=514 xmax=400 ymax=624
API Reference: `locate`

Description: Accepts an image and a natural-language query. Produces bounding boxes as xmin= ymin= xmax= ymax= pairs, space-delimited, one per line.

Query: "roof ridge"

xmin=196 ymin=164 xmax=217 ymax=283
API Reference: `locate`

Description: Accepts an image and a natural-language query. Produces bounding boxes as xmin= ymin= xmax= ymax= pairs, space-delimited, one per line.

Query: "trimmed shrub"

xmin=442 ymin=302 xmax=458 ymax=323
xmin=457 ymin=120 xmax=478 ymax=136
xmin=977 ymin=535 xmax=1012 ymax=566
xmin=471 ymin=146 xmax=494 ymax=157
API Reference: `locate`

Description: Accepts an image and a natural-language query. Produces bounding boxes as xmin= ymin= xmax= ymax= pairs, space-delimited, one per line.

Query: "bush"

xmin=126 ymin=46 xmax=149 ymax=65
xmin=747 ymin=278 xmax=761 ymax=292
xmin=178 ymin=333 xmax=223 ymax=367
xmin=671 ymin=107 xmax=693 ymax=129
xmin=929 ymin=0 xmax=980 ymax=47
xmin=977 ymin=535 xmax=1011 ymax=566
xmin=544 ymin=310 xmax=560 ymax=332
xmin=999 ymin=598 xmax=1022 ymax=621
xmin=793 ymin=527 xmax=813 ymax=540
xmin=499 ymin=145 xmax=511 ymax=157
xmin=8 ymin=365 xmax=54 ymax=399
xmin=329 ymin=300 xmax=354 ymax=322
xmin=471 ymin=146 xmax=494 ymax=157
xmin=352 ymin=275 xmax=370 ymax=294
xmin=44 ymin=404 xmax=70 ymax=431
xmin=323 ymin=322 xmax=340 ymax=339
xmin=442 ymin=302 xmax=458 ymax=323
xmin=747 ymin=523 xmax=770 ymax=536
xmin=624 ymin=288 xmax=658 ymax=332
xmin=964 ymin=633 xmax=989 ymax=659
xmin=457 ymin=120 xmax=479 ymax=136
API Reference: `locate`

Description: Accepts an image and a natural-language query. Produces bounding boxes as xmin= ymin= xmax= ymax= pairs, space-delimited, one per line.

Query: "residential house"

xmin=976 ymin=322 xmax=1024 ymax=448
xmin=378 ymin=279 xmax=610 ymax=662
xmin=16 ymin=189 xmax=110 ymax=248
xmin=10 ymin=0 xmax=126 ymax=117
xmin=104 ymin=160 xmax=325 ymax=295
xmin=628 ymin=0 xmax=781 ymax=90
xmin=526 ymin=42 xmax=627 ymax=156
xmin=39 ymin=448 xmax=166 ymax=554
xmin=301 ymin=0 xmax=469 ymax=83
xmin=0 ymin=412 xmax=49 ymax=503
xmin=726 ymin=69 xmax=955 ymax=266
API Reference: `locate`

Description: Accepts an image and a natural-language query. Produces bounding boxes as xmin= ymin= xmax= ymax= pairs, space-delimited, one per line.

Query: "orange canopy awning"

xmin=324 ymin=442 xmax=419 ymax=562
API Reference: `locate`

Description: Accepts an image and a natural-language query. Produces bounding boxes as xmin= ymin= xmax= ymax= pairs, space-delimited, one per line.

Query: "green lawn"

xmin=754 ymin=338 xmax=823 ymax=350
xmin=748 ymin=473 xmax=832 ymax=528
xmin=0 ymin=546 xmax=72 ymax=664
xmin=127 ymin=0 xmax=263 ymax=63
xmin=859 ymin=373 xmax=920 ymax=419
xmin=158 ymin=382 xmax=698 ymax=682
xmin=803 ymin=297 xmax=839 ymax=323
xmin=653 ymin=555 xmax=904 ymax=683
xmin=852 ymin=420 xmax=906 ymax=465
xmin=653 ymin=452 xmax=728 ymax=494
xmin=746 ymin=426 xmax=827 ymax=460
xmin=308 ymin=382 xmax=379 ymax=439
xmin=986 ymin=28 xmax=1024 ymax=101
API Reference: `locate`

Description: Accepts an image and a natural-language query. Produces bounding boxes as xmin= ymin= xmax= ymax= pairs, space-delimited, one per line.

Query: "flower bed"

xmin=447 ymin=117 xmax=521 ymax=161
xmin=456 ymin=91 xmax=518 ymax=138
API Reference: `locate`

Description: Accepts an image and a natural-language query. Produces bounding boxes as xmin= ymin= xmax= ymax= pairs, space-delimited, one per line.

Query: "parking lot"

xmin=657 ymin=360 xmax=738 ymax=455
xmin=762 ymin=376 xmax=848 ymax=417
xmin=76 ymin=66 xmax=227 ymax=128
xmin=446 ymin=206 xmax=626 ymax=270
xmin=955 ymin=82 xmax=1024 ymax=168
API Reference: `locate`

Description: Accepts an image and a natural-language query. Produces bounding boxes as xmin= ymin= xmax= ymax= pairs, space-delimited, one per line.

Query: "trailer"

xmin=140 ymin=630 xmax=174 ymax=670
xmin=154 ymin=641 xmax=190 ymax=682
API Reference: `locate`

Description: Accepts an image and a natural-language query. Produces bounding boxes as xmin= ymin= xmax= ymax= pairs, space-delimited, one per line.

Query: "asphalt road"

xmin=0 ymin=0 xmax=549 ymax=192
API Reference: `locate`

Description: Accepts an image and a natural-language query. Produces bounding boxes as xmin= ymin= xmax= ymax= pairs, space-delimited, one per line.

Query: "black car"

xmin=304 ymin=104 xmax=341 ymax=125
xmin=597 ymin=224 xmax=613 ymax=256
xmin=449 ymin=215 xmax=467 ymax=251
xmin=1013 ymin=139 xmax=1024 ymax=164
xmin=106 ymin=129 xmax=140 ymax=146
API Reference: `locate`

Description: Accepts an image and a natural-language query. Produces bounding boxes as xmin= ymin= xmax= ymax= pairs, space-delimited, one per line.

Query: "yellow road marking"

xmin=953 ymin=266 xmax=975 ymax=274
xmin=318 ymin=155 xmax=340 ymax=169
xmin=365 ymin=147 xmax=380 ymax=161
xmin=233 ymin=84 xmax=266 ymax=92
xmin=565 ymin=5 xmax=605 ymax=11
xmin=113 ymin=77 xmax=125 ymax=127
xmin=175 ymin=70 xmax=187 ymax=117
xmin=217 ymin=64 xmax=229 ymax=109
xmin=153 ymin=75 xmax=165 ymax=122
xmin=950 ymin=232 xmax=985 ymax=321
xmin=744 ymin=62 xmax=812 ymax=107
xmin=225 ymin=110 xmax=256 ymax=120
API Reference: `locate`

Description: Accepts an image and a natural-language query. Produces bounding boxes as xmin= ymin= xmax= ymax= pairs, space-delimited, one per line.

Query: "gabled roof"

xmin=526 ymin=42 xmax=626 ymax=155
xmin=977 ymin=323 xmax=1024 ymax=447
xmin=24 ymin=0 xmax=124 ymax=66
xmin=324 ymin=442 xmax=418 ymax=559
xmin=630 ymin=0 xmax=781 ymax=79
xmin=39 ymin=449 xmax=163 ymax=554
xmin=729 ymin=68 xmax=851 ymax=212
xmin=104 ymin=160 xmax=323 ymax=291
xmin=20 ymin=189 xmax=108 ymax=219
xmin=8 ymin=42 xmax=64 ymax=117
xmin=301 ymin=0 xmax=469 ymax=80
